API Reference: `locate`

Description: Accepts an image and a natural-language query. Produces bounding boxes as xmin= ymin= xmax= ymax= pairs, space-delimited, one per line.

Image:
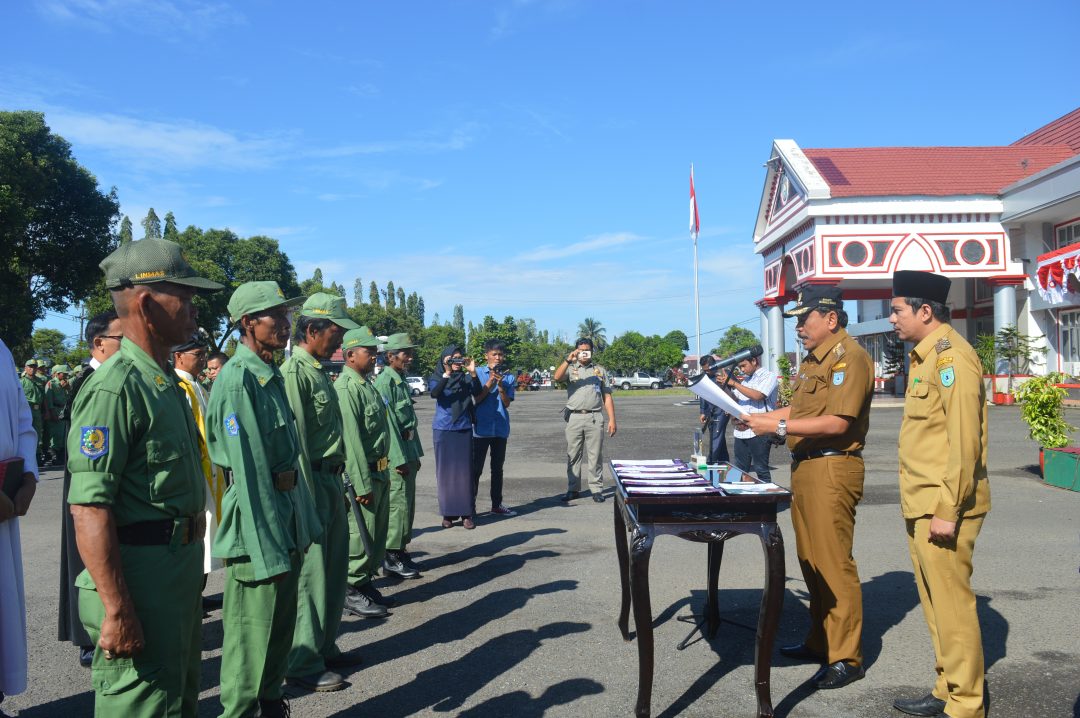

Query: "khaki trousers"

xmin=565 ymin=411 xmax=605 ymax=493
xmin=790 ymin=454 xmax=864 ymax=666
xmin=907 ymin=514 xmax=986 ymax=718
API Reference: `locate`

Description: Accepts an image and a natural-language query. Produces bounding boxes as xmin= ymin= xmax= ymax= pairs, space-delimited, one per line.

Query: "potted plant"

xmin=1014 ymin=372 xmax=1076 ymax=479
xmin=974 ymin=334 xmax=996 ymax=398
xmin=993 ymin=325 xmax=1036 ymax=404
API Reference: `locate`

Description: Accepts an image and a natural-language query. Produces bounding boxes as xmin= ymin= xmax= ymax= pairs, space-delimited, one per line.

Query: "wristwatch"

xmin=776 ymin=419 xmax=787 ymax=439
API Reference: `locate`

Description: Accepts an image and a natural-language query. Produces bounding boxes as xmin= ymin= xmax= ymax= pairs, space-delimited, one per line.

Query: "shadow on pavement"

xmin=456 ymin=677 xmax=605 ymax=717
xmin=410 ymin=527 xmax=566 ymax=573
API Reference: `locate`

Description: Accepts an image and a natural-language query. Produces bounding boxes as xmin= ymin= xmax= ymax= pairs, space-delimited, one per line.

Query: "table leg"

xmin=705 ymin=541 xmax=723 ymax=638
xmin=629 ymin=525 xmax=655 ymax=718
xmin=614 ymin=498 xmax=632 ymax=641
xmin=754 ymin=522 xmax=785 ymax=718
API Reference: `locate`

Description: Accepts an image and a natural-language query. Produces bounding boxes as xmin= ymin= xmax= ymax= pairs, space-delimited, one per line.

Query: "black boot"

xmin=258 ymin=696 xmax=291 ymax=717
xmin=383 ymin=551 xmax=421 ymax=580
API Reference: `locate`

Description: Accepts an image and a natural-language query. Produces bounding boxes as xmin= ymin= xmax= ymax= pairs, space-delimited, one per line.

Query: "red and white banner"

xmin=689 ymin=164 xmax=700 ymax=242
xmin=1036 ymin=241 xmax=1080 ymax=304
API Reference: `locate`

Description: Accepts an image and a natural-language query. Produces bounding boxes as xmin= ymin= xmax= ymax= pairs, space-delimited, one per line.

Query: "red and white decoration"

xmin=1036 ymin=243 xmax=1080 ymax=305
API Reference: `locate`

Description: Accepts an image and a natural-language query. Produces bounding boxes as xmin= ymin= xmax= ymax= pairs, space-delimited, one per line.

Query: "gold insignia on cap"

xmin=935 ymin=338 xmax=952 ymax=353
xmin=277 ymin=288 xmax=285 ymax=298
xmin=135 ymin=270 xmax=167 ymax=280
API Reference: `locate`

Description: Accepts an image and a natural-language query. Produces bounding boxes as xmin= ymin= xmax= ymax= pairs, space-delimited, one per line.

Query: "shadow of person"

xmin=861 ymin=569 xmax=921 ymax=668
xmin=326 ymin=621 xmax=592 ymax=717
xmin=977 ymin=594 xmax=1008 ymax=671
xmin=455 ymin=677 xmax=605 ymax=717
xmin=413 ymin=527 xmax=567 ymax=573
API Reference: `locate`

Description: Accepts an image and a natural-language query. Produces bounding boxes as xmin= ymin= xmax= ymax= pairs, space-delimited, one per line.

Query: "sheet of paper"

xmin=624 ymin=484 xmax=720 ymax=495
xmin=611 ymin=459 xmax=683 ymax=467
xmin=688 ymin=375 xmax=746 ymax=419
xmin=620 ymin=478 xmax=709 ymax=486
xmin=617 ymin=471 xmax=702 ymax=479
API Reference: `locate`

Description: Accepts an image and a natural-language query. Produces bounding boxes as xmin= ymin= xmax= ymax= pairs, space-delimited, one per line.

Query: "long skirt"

xmin=58 ymin=470 xmax=92 ymax=647
xmin=434 ymin=429 xmax=474 ymax=517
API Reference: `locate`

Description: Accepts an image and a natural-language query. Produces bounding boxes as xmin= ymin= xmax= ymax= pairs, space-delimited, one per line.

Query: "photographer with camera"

xmin=472 ymin=340 xmax=517 ymax=517
xmin=428 ymin=345 xmax=482 ymax=529
xmin=554 ymin=338 xmax=616 ymax=503
xmin=726 ymin=351 xmax=778 ymax=481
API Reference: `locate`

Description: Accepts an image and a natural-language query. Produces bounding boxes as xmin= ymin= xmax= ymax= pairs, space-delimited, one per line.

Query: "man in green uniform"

xmin=336 ymin=327 xmax=394 ymax=618
xmin=374 ymin=333 xmax=424 ymax=580
xmin=19 ymin=361 xmax=44 ymax=463
xmin=889 ymin=271 xmax=991 ymax=718
xmin=45 ymin=364 xmax=71 ymax=465
xmin=282 ymin=293 xmax=360 ymax=693
xmin=553 ymin=338 xmax=617 ymax=502
xmin=744 ymin=285 xmax=874 ymax=690
xmin=66 ymin=237 xmax=223 ymax=717
xmin=205 ymin=281 xmax=321 ymax=718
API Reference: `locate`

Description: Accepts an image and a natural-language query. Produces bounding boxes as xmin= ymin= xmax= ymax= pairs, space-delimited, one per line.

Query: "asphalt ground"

xmin=5 ymin=390 xmax=1079 ymax=717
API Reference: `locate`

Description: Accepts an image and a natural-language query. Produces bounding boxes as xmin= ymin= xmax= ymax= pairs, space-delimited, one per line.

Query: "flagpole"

xmin=690 ymin=163 xmax=702 ymax=369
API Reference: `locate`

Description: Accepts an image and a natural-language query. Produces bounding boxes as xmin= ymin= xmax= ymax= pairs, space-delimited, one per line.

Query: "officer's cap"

xmin=342 ymin=326 xmax=379 ymax=352
xmin=24 ymin=359 xmax=35 ymax=367
xmin=298 ymin=293 xmax=360 ymax=331
xmin=228 ymin=281 xmax=306 ymax=322
xmin=101 ymin=238 xmax=223 ymax=292
xmin=783 ymin=285 xmax=844 ymax=318
xmin=892 ymin=270 xmax=951 ymax=305
xmin=383 ymin=333 xmax=416 ymax=352
xmin=51 ymin=364 xmax=70 ymax=376
xmin=173 ymin=336 xmax=208 ymax=353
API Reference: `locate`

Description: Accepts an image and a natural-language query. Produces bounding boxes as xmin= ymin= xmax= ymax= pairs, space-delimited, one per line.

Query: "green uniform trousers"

xmin=287 ymin=471 xmax=349 ymax=678
xmin=907 ymin=514 xmax=986 ymax=718
xmin=78 ymin=541 xmax=203 ymax=718
xmin=346 ymin=476 xmax=389 ymax=588
xmin=47 ymin=419 xmax=67 ymax=454
xmin=790 ymin=454 xmax=864 ymax=666
xmin=219 ymin=551 xmax=301 ymax=718
xmin=386 ymin=462 xmax=418 ymax=551
xmin=565 ymin=411 xmax=605 ymax=493
xmin=30 ymin=411 xmax=43 ymax=456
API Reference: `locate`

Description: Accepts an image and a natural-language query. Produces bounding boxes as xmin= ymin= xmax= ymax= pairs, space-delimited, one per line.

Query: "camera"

xmin=494 ymin=363 xmax=510 ymax=375
xmin=578 ymin=350 xmax=592 ymax=361
xmin=448 ymin=357 xmax=466 ymax=366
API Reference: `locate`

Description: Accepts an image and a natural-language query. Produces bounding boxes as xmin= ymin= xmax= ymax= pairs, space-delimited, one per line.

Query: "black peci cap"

xmin=893 ymin=270 xmax=951 ymax=305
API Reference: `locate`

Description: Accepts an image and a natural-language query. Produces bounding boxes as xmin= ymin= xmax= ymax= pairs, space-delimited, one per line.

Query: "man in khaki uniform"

xmin=889 ymin=271 xmax=990 ymax=718
xmin=744 ymin=285 xmax=873 ymax=690
xmin=553 ymin=338 xmax=616 ymax=503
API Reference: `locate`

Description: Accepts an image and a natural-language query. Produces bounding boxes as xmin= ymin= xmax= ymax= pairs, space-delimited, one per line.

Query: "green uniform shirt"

xmin=374 ymin=367 xmax=425 ymax=467
xmin=335 ymin=366 xmax=390 ymax=495
xmin=282 ymin=346 xmax=345 ymax=467
xmin=66 ymin=339 xmax=206 ymax=523
xmin=206 ymin=343 xmax=321 ymax=580
xmin=20 ymin=374 xmax=43 ymax=414
xmin=46 ymin=379 xmax=69 ymax=419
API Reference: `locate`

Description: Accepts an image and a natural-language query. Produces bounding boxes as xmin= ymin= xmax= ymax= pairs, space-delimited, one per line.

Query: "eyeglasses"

xmin=100 ymin=335 xmax=124 ymax=342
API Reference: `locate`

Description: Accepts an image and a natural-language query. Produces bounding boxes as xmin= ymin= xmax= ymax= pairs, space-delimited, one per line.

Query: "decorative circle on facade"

xmin=960 ymin=239 xmax=986 ymax=264
xmin=841 ymin=241 xmax=868 ymax=266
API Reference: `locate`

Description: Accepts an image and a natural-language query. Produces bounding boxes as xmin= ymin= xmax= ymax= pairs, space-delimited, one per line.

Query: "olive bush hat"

xmin=299 ymin=293 xmax=360 ymax=330
xmin=383 ymin=333 xmax=416 ymax=351
xmin=100 ymin=238 xmax=223 ymax=292
xmin=51 ymin=364 xmax=71 ymax=376
xmin=228 ymin=281 xmax=306 ymax=322
xmin=342 ymin=327 xmax=379 ymax=351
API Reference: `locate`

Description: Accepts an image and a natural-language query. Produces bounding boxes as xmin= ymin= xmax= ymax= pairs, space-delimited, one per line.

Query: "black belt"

xmin=791 ymin=449 xmax=863 ymax=463
xmin=310 ymin=460 xmax=345 ymax=475
xmin=569 ymin=409 xmax=601 ymax=414
xmin=116 ymin=515 xmax=205 ymax=546
xmin=220 ymin=468 xmax=298 ymax=489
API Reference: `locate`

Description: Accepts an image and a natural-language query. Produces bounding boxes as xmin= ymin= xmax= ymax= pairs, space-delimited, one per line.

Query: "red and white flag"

xmin=689 ymin=164 xmax=700 ymax=241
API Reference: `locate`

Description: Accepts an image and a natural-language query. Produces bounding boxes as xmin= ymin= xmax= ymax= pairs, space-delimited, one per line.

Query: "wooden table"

xmin=612 ymin=463 xmax=789 ymax=718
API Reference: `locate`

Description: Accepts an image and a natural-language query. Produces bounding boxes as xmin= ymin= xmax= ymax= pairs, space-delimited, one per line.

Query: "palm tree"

xmin=577 ymin=317 xmax=608 ymax=351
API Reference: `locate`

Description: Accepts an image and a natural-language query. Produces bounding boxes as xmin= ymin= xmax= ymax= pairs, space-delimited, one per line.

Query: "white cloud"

xmin=516 ymin=232 xmax=644 ymax=262
xmin=37 ymin=0 xmax=245 ymax=36
xmin=308 ymin=123 xmax=480 ymax=158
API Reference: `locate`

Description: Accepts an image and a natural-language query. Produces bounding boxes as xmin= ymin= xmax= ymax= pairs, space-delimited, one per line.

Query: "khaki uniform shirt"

xmin=899 ymin=323 xmax=990 ymax=522
xmin=335 ymin=366 xmax=391 ymax=495
xmin=374 ymin=367 xmax=425 ymax=467
xmin=788 ymin=327 xmax=874 ymax=454
xmin=565 ymin=362 xmax=610 ymax=412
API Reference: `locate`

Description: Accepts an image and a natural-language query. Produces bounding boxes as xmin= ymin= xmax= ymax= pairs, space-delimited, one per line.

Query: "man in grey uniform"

xmin=553 ymin=338 xmax=616 ymax=503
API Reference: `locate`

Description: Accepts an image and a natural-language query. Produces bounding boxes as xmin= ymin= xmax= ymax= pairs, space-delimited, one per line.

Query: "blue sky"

xmin=4 ymin=0 xmax=1078 ymax=351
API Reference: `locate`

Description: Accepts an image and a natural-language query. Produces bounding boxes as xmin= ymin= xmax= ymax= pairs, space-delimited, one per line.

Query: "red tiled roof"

xmin=1012 ymin=107 xmax=1080 ymax=152
xmin=802 ymin=146 xmax=1076 ymax=198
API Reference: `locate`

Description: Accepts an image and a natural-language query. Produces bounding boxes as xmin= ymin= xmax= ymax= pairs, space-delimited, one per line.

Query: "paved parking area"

xmin=6 ymin=391 xmax=1079 ymax=717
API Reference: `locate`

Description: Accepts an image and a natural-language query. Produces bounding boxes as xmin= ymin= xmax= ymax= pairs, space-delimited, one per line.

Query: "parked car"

xmin=406 ymin=376 xmax=426 ymax=396
xmin=611 ymin=371 xmax=671 ymax=390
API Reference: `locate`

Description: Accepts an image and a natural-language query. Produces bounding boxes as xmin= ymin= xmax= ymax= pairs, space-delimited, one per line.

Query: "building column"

xmin=765 ymin=299 xmax=785 ymax=373
xmin=757 ymin=301 xmax=770 ymax=370
xmin=988 ymin=275 xmax=1025 ymax=374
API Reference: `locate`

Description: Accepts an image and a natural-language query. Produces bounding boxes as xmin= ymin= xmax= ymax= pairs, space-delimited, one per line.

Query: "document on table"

xmin=624 ymin=484 xmax=721 ymax=495
xmin=719 ymin=482 xmax=789 ymax=494
xmin=688 ymin=375 xmax=746 ymax=419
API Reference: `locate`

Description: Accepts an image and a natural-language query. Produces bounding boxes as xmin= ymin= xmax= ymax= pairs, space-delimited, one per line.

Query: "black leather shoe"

xmin=358 ymin=582 xmax=396 ymax=607
xmin=399 ymin=550 xmax=421 ymax=572
xmin=814 ymin=661 xmax=864 ymax=689
xmin=343 ymin=588 xmax=388 ymax=618
xmin=893 ymin=693 xmax=947 ymax=716
xmin=592 ymin=493 xmax=606 ymax=503
xmin=779 ymin=643 xmax=824 ymax=662
xmin=258 ymin=697 xmax=291 ymax=718
xmin=78 ymin=646 xmax=94 ymax=668
xmin=285 ymin=670 xmax=348 ymax=692
xmin=560 ymin=491 xmax=579 ymax=502
xmin=325 ymin=650 xmax=363 ymax=669
xmin=383 ymin=552 xmax=421 ymax=580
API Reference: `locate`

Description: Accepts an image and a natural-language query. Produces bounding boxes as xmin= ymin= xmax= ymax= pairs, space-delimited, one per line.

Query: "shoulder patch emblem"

xmin=80 ymin=426 xmax=109 ymax=459
xmin=939 ymin=367 xmax=955 ymax=388
xmin=833 ymin=362 xmax=847 ymax=370
xmin=153 ymin=374 xmax=168 ymax=389
xmin=832 ymin=371 xmax=846 ymax=386
xmin=935 ymin=337 xmax=952 ymax=353
xmin=224 ymin=413 xmax=240 ymax=436
xmin=936 ymin=356 xmax=954 ymax=368
xmin=833 ymin=343 xmax=846 ymax=358
xmin=257 ymin=375 xmax=269 ymax=386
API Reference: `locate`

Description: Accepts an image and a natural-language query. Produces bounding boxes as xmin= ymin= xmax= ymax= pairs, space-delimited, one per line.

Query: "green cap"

xmin=51 ymin=364 xmax=71 ymax=376
xmin=100 ymin=238 xmax=223 ymax=292
xmin=23 ymin=359 xmax=34 ymax=367
xmin=342 ymin=326 xmax=379 ymax=351
xmin=384 ymin=333 xmax=416 ymax=351
xmin=299 ymin=293 xmax=360 ymax=330
xmin=228 ymin=281 xmax=305 ymax=322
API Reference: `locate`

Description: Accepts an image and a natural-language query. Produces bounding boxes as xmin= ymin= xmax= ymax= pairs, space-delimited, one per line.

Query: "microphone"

xmin=712 ymin=344 xmax=763 ymax=371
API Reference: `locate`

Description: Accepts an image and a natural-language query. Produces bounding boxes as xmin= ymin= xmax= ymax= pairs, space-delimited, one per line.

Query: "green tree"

xmin=431 ymin=311 xmax=440 ymax=326
xmin=663 ymin=329 xmax=689 ymax=351
xmin=577 ymin=317 xmax=608 ymax=350
xmin=329 ymin=281 xmax=345 ymax=297
xmin=467 ymin=315 xmax=520 ymax=363
xmin=396 ymin=286 xmax=406 ymax=309
xmin=452 ymin=304 xmax=465 ymax=331
xmin=141 ymin=208 xmax=162 ymax=239
xmin=369 ymin=281 xmax=380 ymax=306
xmin=600 ymin=331 xmax=683 ymax=374
xmin=353 ymin=277 xmax=363 ymax=308
xmin=417 ymin=297 xmax=425 ymax=326
xmin=386 ymin=281 xmax=396 ymax=309
xmin=118 ymin=215 xmax=133 ymax=244
xmin=31 ymin=327 xmax=68 ymax=363
xmin=163 ymin=211 xmax=179 ymax=240
xmin=712 ymin=326 xmax=760 ymax=357
xmin=300 ymin=267 xmax=326 ymax=296
xmin=0 ymin=111 xmax=120 ymax=350
xmin=415 ymin=323 xmax=466 ymax=376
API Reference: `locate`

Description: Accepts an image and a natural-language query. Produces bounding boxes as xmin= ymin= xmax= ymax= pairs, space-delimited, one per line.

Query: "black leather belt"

xmin=791 ymin=449 xmax=863 ymax=462
xmin=310 ymin=460 xmax=345 ymax=475
xmin=570 ymin=409 xmax=601 ymax=414
xmin=117 ymin=515 xmax=205 ymax=546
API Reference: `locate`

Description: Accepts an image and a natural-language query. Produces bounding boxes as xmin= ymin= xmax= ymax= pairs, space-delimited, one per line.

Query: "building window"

xmin=1056 ymin=218 xmax=1080 ymax=249
xmin=1060 ymin=310 xmax=1080 ymax=370
xmin=974 ymin=278 xmax=992 ymax=303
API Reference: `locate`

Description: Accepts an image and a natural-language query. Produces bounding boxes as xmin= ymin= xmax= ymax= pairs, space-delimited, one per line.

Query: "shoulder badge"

xmin=833 ymin=362 xmax=847 ymax=370
xmin=257 ymin=375 xmax=269 ymax=386
xmin=80 ymin=426 xmax=109 ymax=459
xmin=939 ymin=366 xmax=955 ymax=388
xmin=936 ymin=355 xmax=954 ymax=368
xmin=832 ymin=371 xmax=845 ymax=386
xmin=224 ymin=413 xmax=240 ymax=436
xmin=833 ymin=343 xmax=846 ymax=358
xmin=935 ymin=337 xmax=952 ymax=353
xmin=153 ymin=374 xmax=168 ymax=390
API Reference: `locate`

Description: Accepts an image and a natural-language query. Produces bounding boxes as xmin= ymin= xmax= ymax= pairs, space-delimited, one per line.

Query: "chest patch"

xmin=832 ymin=371 xmax=845 ymax=386
xmin=939 ymin=367 xmax=955 ymax=388
xmin=224 ymin=413 xmax=240 ymax=436
xmin=153 ymin=374 xmax=168 ymax=390
xmin=80 ymin=426 xmax=109 ymax=459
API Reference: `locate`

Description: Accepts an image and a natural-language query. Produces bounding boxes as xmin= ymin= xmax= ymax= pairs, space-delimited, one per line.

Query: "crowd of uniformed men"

xmin=20 ymin=234 xmax=991 ymax=718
